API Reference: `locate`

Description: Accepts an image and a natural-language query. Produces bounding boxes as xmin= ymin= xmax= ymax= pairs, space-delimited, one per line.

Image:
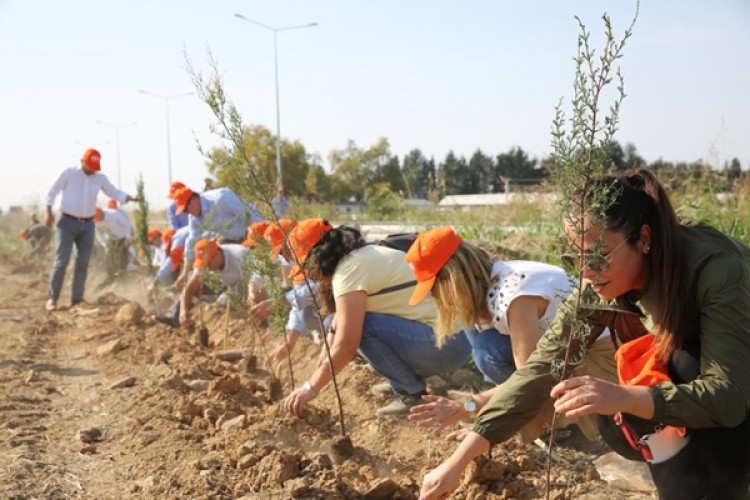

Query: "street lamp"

xmin=96 ymin=120 xmax=137 ymax=188
xmin=138 ymin=90 xmax=193 ymax=185
xmin=234 ymin=13 xmax=318 ymax=190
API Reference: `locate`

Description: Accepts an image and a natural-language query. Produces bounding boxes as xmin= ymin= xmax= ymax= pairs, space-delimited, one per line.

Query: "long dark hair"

xmin=307 ymin=225 xmax=366 ymax=314
xmin=588 ymin=168 xmax=698 ymax=358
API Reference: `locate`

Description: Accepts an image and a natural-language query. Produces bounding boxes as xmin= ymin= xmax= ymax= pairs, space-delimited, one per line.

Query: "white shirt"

xmin=216 ymin=244 xmax=251 ymax=288
xmin=98 ymin=208 xmax=133 ymax=239
xmin=487 ymin=260 xmax=573 ymax=335
xmin=44 ymin=166 xmax=128 ymax=219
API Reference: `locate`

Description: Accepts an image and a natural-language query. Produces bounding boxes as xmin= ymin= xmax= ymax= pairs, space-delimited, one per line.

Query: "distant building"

xmin=402 ymin=198 xmax=436 ymax=210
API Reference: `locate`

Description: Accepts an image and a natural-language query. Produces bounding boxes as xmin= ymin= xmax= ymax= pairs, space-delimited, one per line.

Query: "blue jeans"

xmin=464 ymin=327 xmax=516 ymax=384
xmin=48 ymin=216 xmax=96 ymax=302
xmin=357 ymin=313 xmax=471 ymax=395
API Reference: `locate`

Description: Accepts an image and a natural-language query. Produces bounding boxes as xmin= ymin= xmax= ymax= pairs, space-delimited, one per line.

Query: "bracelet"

xmin=303 ymin=380 xmax=317 ymax=396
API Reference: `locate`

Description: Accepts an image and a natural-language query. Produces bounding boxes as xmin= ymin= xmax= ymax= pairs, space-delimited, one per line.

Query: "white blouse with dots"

xmin=486 ymin=260 xmax=573 ymax=335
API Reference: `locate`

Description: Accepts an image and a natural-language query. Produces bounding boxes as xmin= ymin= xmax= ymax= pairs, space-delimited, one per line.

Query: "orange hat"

xmin=241 ymin=235 xmax=257 ymax=248
xmin=161 ymin=227 xmax=176 ymax=247
xmin=19 ymin=229 xmax=28 ymax=240
xmin=169 ymin=245 xmax=185 ymax=272
xmin=194 ymin=238 xmax=220 ymax=269
xmin=288 ymin=218 xmax=333 ymax=277
xmin=82 ymin=148 xmax=101 ymax=171
xmin=250 ymin=221 xmax=270 ymax=238
xmin=173 ymin=187 xmax=196 ymax=215
xmin=106 ymin=198 xmax=118 ymax=209
xmin=405 ymin=227 xmax=462 ymax=306
xmin=167 ymin=181 xmax=186 ymax=199
xmin=264 ymin=219 xmax=297 ymax=253
xmin=94 ymin=207 xmax=104 ymax=223
xmin=147 ymin=228 xmax=162 ymax=241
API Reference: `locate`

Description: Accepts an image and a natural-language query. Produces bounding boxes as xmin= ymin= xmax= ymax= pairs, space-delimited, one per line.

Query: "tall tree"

xmin=205 ymin=124 xmax=310 ymax=201
xmin=468 ymin=149 xmax=494 ymax=193
xmin=402 ymin=149 xmax=434 ymax=199
xmin=495 ymin=147 xmax=542 ymax=191
xmin=439 ymin=151 xmax=468 ymax=195
xmin=377 ymin=156 xmax=407 ymax=196
xmin=328 ymin=138 xmax=392 ymax=202
xmin=304 ymin=163 xmax=332 ymax=202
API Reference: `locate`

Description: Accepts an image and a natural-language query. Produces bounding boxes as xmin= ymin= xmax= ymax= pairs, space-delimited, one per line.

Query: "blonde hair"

xmin=431 ymin=242 xmax=494 ymax=346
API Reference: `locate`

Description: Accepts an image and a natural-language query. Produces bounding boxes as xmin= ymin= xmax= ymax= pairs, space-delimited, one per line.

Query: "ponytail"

xmin=609 ymin=168 xmax=698 ymax=358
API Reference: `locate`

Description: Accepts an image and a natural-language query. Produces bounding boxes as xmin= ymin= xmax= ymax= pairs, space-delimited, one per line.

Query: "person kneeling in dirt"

xmin=405 ymin=227 xmax=613 ymax=442
xmin=94 ymin=200 xmax=134 ymax=276
xmin=418 ymin=169 xmax=750 ymax=500
xmin=20 ymin=214 xmax=52 ymax=257
xmin=155 ymin=238 xmax=252 ymax=329
xmin=282 ymin=219 xmax=471 ymax=418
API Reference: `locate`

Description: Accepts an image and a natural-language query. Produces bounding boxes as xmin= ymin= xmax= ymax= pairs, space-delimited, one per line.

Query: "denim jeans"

xmin=464 ymin=327 xmax=516 ymax=384
xmin=48 ymin=216 xmax=95 ymax=302
xmin=357 ymin=313 xmax=471 ymax=396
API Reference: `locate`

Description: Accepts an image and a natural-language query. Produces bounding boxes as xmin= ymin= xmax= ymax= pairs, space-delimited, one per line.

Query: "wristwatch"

xmin=303 ymin=380 xmax=317 ymax=396
xmin=464 ymin=397 xmax=478 ymax=417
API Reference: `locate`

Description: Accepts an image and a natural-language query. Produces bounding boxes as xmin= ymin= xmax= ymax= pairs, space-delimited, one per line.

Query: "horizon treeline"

xmin=207 ymin=124 xmax=746 ymax=204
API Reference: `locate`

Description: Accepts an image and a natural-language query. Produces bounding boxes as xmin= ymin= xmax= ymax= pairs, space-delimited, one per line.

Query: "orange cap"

xmin=82 ymin=148 xmax=101 ymax=171
xmin=250 ymin=221 xmax=270 ymax=238
xmin=161 ymin=227 xmax=176 ymax=247
xmin=94 ymin=207 xmax=104 ymax=223
xmin=169 ymin=245 xmax=185 ymax=272
xmin=264 ymin=219 xmax=297 ymax=253
xmin=147 ymin=228 xmax=162 ymax=241
xmin=106 ymin=198 xmax=118 ymax=209
xmin=405 ymin=227 xmax=462 ymax=305
xmin=167 ymin=181 xmax=186 ymax=199
xmin=173 ymin=187 xmax=196 ymax=215
xmin=194 ymin=238 xmax=220 ymax=269
xmin=288 ymin=218 xmax=333 ymax=277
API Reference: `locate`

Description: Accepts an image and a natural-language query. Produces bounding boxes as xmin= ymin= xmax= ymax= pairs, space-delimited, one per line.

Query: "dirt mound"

xmin=0 ymin=250 xmax=654 ymax=499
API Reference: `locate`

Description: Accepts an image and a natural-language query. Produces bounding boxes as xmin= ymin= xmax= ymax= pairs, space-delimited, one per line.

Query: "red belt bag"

xmin=614 ymin=333 xmax=690 ymax=464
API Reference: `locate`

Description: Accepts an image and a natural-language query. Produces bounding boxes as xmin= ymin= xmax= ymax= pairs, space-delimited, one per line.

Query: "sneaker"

xmin=153 ymin=314 xmax=179 ymax=328
xmin=371 ymin=382 xmax=394 ymax=397
xmin=375 ymin=392 xmax=425 ymax=417
xmin=45 ymin=299 xmax=57 ymax=311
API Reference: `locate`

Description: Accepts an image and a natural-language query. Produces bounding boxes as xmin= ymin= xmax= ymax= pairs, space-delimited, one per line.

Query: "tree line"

xmin=206 ymin=124 xmax=746 ymax=204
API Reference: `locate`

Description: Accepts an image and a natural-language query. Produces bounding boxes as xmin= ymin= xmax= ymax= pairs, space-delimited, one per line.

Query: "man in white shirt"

xmin=44 ymin=148 xmax=139 ymax=311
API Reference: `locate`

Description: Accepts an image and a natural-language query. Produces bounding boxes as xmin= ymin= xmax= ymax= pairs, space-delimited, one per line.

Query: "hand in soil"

xmin=419 ymin=459 xmax=463 ymax=500
xmin=283 ymin=385 xmax=316 ymax=417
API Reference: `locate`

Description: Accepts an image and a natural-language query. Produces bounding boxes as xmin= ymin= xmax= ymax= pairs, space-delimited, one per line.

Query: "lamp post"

xmin=138 ymin=90 xmax=193 ymax=185
xmin=96 ymin=120 xmax=137 ymax=188
xmin=234 ymin=13 xmax=318 ymax=190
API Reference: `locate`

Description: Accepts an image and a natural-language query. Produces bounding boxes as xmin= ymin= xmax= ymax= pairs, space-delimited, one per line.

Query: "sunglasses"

xmin=561 ymin=238 xmax=629 ymax=272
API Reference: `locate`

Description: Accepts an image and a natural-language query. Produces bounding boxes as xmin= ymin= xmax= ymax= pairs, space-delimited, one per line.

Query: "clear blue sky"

xmin=1 ymin=0 xmax=748 ymax=213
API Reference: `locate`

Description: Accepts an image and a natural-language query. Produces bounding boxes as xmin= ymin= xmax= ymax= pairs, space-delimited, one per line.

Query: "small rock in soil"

xmin=364 ymin=478 xmax=400 ymax=500
xmin=77 ymin=427 xmax=102 ymax=444
xmin=109 ymin=376 xmax=136 ymax=389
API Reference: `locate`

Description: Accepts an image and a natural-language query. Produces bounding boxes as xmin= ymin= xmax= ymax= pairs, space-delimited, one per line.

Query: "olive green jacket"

xmin=474 ymin=223 xmax=750 ymax=444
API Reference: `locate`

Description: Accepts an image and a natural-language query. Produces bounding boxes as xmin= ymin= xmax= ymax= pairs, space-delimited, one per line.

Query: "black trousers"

xmin=598 ymin=348 xmax=750 ymax=500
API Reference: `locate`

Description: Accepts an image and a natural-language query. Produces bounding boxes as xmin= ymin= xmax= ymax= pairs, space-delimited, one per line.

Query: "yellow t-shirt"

xmin=332 ymin=244 xmax=437 ymax=327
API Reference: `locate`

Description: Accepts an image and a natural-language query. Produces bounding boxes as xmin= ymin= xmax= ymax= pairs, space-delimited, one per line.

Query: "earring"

xmin=644 ymin=246 xmax=650 ymax=254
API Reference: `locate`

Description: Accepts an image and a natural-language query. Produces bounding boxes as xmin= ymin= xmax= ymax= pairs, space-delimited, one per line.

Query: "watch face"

xmin=464 ymin=399 xmax=477 ymax=413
